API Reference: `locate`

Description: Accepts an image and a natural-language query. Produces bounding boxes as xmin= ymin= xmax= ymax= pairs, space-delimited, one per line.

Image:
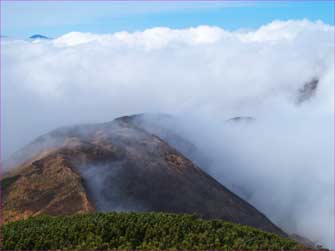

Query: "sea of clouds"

xmin=2 ymin=19 xmax=334 ymax=247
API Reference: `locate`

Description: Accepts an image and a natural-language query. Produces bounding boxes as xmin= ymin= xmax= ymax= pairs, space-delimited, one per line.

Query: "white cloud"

xmin=238 ymin=19 xmax=332 ymax=42
xmin=52 ymin=26 xmax=229 ymax=48
xmin=2 ymin=19 xmax=334 ymax=248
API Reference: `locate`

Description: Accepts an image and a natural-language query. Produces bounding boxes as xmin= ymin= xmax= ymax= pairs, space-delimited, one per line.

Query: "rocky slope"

xmin=2 ymin=114 xmax=285 ymax=237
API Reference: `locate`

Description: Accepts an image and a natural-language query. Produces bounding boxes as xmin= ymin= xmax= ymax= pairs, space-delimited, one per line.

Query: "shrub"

xmin=2 ymin=212 xmax=305 ymax=250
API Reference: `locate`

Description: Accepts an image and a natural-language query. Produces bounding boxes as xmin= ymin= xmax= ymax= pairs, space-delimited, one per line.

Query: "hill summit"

xmin=2 ymin=114 xmax=285 ymax=237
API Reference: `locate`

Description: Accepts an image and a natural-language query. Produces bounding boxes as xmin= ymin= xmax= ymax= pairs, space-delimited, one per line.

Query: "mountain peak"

xmin=2 ymin=114 xmax=285 ymax=238
xmin=29 ymin=34 xmax=50 ymax=40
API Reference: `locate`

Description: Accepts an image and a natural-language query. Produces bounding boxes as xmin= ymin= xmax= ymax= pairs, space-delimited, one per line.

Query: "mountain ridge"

xmin=2 ymin=113 xmax=286 ymax=238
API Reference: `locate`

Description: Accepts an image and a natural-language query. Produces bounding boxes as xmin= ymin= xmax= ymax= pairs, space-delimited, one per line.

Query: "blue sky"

xmin=1 ymin=1 xmax=334 ymax=38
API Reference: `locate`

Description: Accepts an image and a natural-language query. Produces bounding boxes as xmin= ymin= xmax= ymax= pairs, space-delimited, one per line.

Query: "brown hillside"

xmin=2 ymin=114 xmax=285 ymax=238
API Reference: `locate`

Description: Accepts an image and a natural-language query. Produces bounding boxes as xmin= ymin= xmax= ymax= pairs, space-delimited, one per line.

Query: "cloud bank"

xmin=2 ymin=19 xmax=334 ymax=247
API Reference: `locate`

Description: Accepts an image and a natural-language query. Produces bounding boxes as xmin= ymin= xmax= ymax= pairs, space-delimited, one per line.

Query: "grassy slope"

xmin=2 ymin=212 xmax=305 ymax=250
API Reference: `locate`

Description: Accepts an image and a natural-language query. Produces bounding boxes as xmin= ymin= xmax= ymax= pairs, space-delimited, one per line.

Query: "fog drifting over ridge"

xmin=2 ymin=19 xmax=334 ymax=247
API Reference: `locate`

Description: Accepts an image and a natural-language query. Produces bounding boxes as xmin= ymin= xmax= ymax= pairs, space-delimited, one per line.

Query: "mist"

xmin=77 ymin=162 xmax=147 ymax=212
xmin=2 ymin=19 xmax=333 ymax=247
xmin=136 ymin=108 xmax=333 ymax=248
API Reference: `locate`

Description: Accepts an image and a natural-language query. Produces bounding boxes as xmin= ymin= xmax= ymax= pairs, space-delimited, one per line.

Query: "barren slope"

xmin=2 ymin=114 xmax=285 ymax=237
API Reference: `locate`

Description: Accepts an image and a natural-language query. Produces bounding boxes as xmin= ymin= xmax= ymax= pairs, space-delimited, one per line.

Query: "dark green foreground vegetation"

xmin=2 ymin=212 xmax=305 ymax=250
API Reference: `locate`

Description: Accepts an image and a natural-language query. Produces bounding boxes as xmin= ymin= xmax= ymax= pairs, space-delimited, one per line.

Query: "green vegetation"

xmin=2 ymin=212 xmax=305 ymax=250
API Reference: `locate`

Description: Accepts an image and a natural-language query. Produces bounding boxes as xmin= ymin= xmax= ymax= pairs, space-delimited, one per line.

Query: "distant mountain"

xmin=296 ymin=77 xmax=319 ymax=104
xmin=226 ymin=116 xmax=255 ymax=123
xmin=2 ymin=114 xmax=286 ymax=238
xmin=29 ymin=34 xmax=50 ymax=40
